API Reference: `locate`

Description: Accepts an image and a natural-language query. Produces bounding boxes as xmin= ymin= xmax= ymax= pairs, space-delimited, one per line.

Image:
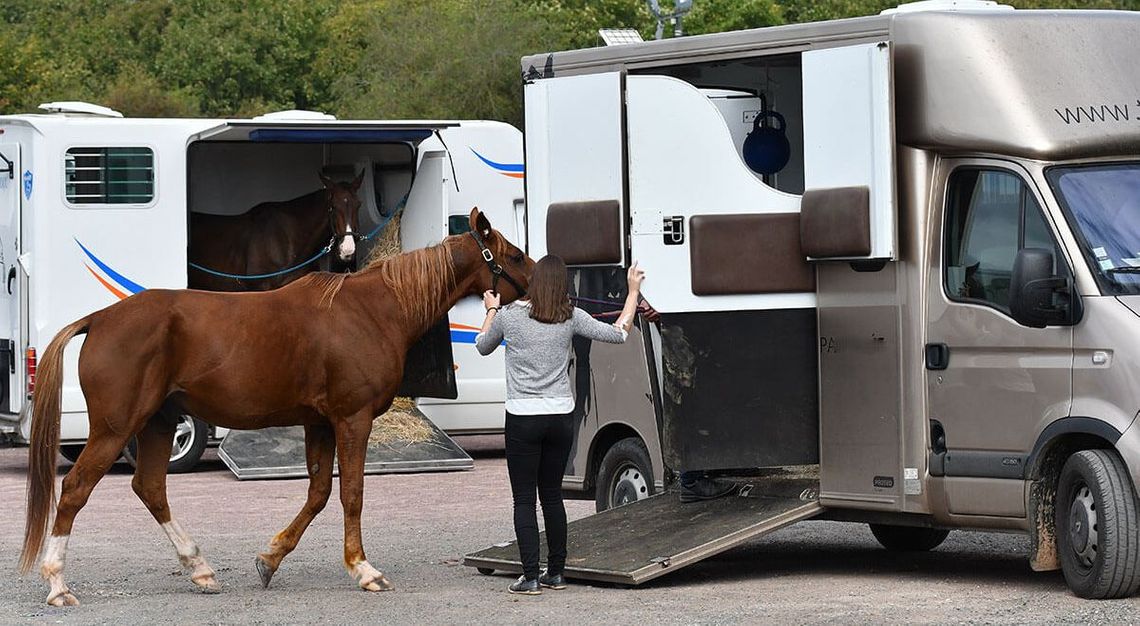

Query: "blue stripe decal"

xmin=470 ymin=149 xmax=524 ymax=173
xmin=451 ymin=330 xmax=478 ymax=344
xmin=75 ymin=239 xmax=145 ymax=294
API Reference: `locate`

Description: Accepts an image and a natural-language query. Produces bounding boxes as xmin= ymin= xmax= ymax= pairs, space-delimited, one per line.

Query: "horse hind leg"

xmin=131 ymin=410 xmax=219 ymax=593
xmin=43 ymin=426 xmax=133 ymax=606
xmin=335 ymin=414 xmax=394 ymax=592
xmin=255 ymin=424 xmax=336 ymax=589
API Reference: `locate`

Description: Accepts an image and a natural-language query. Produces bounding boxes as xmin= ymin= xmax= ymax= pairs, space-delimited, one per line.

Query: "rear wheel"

xmin=869 ymin=524 xmax=950 ymax=552
xmin=1056 ymin=449 xmax=1140 ymax=599
xmin=595 ymin=437 xmax=655 ymax=513
xmin=123 ymin=414 xmax=209 ymax=474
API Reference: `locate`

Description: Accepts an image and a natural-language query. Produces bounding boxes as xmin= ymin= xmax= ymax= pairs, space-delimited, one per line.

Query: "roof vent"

xmin=37 ymin=101 xmax=124 ymax=118
xmin=882 ymin=0 xmax=1014 ymax=14
xmin=253 ymin=109 xmax=337 ymax=121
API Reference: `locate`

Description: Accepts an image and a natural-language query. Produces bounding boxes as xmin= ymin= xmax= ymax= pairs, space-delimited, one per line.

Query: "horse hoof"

xmin=47 ymin=591 xmax=80 ymax=607
xmin=193 ymin=575 xmax=222 ymax=594
xmin=361 ymin=573 xmax=395 ymax=592
xmin=255 ymin=557 xmax=275 ymax=589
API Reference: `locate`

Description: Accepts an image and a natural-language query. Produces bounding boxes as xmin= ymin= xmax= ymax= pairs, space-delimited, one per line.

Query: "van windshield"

xmin=1047 ymin=162 xmax=1140 ymax=295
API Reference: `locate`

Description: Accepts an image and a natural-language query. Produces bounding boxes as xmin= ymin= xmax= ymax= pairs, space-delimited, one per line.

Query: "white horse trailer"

xmin=0 ymin=102 xmax=521 ymax=470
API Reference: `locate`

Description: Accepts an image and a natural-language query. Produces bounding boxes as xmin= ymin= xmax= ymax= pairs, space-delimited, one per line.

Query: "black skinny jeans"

xmin=504 ymin=411 xmax=574 ymax=580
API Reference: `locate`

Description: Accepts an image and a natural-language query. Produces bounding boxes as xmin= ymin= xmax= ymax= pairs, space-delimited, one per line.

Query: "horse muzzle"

xmin=337 ymin=235 xmax=356 ymax=262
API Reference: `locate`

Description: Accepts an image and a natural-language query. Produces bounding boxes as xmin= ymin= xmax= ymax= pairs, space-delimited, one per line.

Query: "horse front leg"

xmin=255 ymin=424 xmax=336 ymax=588
xmin=334 ymin=413 xmax=394 ymax=592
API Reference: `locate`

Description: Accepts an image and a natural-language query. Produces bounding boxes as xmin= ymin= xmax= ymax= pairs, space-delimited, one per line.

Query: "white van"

xmin=0 ymin=103 xmax=520 ymax=470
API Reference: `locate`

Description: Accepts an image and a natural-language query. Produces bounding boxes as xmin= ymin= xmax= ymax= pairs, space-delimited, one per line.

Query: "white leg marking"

xmin=339 ymin=225 xmax=355 ymax=261
xmin=162 ymin=520 xmax=218 ymax=591
xmin=41 ymin=535 xmax=78 ymax=606
xmin=349 ymin=560 xmax=393 ymax=592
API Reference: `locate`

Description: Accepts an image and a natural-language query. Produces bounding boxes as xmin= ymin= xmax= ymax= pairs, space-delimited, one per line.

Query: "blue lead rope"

xmin=187 ymin=195 xmax=407 ymax=281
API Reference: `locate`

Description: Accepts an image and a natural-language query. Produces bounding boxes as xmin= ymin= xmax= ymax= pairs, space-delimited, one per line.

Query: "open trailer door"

xmin=523 ymin=72 xmax=626 ymax=266
xmin=464 ymin=472 xmax=820 ymax=585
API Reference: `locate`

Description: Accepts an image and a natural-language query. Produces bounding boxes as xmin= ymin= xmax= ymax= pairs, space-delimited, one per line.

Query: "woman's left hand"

xmin=483 ymin=290 xmax=501 ymax=312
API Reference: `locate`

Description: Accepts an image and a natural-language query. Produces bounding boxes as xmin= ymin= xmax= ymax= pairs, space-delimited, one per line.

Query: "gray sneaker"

xmin=539 ymin=570 xmax=567 ymax=590
xmin=508 ymin=575 xmax=541 ymax=595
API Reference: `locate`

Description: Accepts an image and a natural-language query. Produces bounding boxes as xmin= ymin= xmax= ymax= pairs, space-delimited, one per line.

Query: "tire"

xmin=869 ymin=524 xmax=950 ymax=552
xmin=123 ymin=414 xmax=209 ymax=474
xmin=59 ymin=444 xmax=84 ymax=464
xmin=1055 ymin=449 xmax=1140 ymax=599
xmin=477 ymin=568 xmax=495 ymax=576
xmin=595 ymin=437 xmax=655 ymax=513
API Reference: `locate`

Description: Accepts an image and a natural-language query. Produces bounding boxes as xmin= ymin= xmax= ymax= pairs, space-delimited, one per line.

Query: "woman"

xmin=476 ymin=256 xmax=645 ymax=595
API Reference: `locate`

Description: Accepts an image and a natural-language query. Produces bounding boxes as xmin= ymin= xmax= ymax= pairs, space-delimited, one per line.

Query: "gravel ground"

xmin=1 ymin=436 xmax=1138 ymax=625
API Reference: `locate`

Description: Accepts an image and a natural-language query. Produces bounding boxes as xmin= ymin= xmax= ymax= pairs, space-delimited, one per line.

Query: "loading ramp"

xmin=463 ymin=471 xmax=821 ymax=585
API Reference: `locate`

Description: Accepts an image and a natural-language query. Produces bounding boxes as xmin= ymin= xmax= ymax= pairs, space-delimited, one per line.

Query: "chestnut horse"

xmin=188 ymin=170 xmax=364 ymax=291
xmin=19 ymin=208 xmax=532 ymax=606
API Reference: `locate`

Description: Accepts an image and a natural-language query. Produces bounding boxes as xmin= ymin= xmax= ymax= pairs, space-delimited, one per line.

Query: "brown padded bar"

xmin=546 ymin=200 xmax=623 ymax=265
xmin=799 ymin=186 xmax=872 ymax=258
xmin=690 ymin=213 xmax=815 ymax=295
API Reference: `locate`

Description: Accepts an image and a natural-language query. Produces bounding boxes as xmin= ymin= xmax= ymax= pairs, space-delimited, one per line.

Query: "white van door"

xmin=625 ymin=75 xmax=806 ymax=314
xmin=0 ymin=143 xmax=21 ymax=414
xmin=801 ymin=41 xmax=896 ymax=261
xmin=524 ymin=72 xmax=626 ymax=266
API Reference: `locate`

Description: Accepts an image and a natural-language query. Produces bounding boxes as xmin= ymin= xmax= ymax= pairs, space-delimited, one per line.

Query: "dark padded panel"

xmin=690 ymin=213 xmax=815 ymax=295
xmin=546 ymin=200 xmax=622 ymax=265
xmin=800 ymin=186 xmax=872 ymax=258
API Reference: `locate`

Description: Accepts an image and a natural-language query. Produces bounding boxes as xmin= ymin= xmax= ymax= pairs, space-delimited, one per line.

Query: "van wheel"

xmin=595 ymin=437 xmax=654 ymax=513
xmin=123 ymin=414 xmax=209 ymax=474
xmin=869 ymin=524 xmax=950 ymax=552
xmin=1056 ymin=449 xmax=1140 ymax=599
xmin=59 ymin=444 xmax=84 ymax=464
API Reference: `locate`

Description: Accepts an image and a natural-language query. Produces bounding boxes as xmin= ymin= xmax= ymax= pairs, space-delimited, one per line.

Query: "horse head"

xmin=319 ymin=170 xmax=364 ymax=263
xmin=463 ymin=206 xmax=534 ymax=304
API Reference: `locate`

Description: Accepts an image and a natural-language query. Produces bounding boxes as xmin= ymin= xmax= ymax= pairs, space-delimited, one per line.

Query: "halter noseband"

xmin=468 ymin=230 xmax=527 ymax=297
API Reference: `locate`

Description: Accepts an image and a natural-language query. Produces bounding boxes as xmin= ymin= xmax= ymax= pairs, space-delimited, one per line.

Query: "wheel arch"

xmin=1026 ymin=416 xmax=1121 ymax=482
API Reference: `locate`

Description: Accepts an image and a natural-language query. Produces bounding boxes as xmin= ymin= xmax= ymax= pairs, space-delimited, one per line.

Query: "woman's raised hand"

xmin=483 ymin=290 xmax=501 ymax=312
xmin=627 ymin=261 xmax=645 ymax=292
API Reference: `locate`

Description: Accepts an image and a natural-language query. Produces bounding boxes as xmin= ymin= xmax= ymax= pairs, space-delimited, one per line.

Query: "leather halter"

xmin=468 ymin=230 xmax=527 ymax=297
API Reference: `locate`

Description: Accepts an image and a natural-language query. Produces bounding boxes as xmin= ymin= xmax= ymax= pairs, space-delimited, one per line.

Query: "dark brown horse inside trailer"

xmin=20 ymin=208 xmax=532 ymax=606
xmin=188 ymin=170 xmax=365 ymax=291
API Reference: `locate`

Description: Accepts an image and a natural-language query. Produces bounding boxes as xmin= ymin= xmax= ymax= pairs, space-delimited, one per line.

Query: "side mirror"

xmin=1010 ymin=248 xmax=1081 ymax=328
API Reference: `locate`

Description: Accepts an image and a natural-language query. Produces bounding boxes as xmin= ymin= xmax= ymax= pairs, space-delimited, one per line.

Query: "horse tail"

xmin=19 ymin=316 xmax=91 ymax=574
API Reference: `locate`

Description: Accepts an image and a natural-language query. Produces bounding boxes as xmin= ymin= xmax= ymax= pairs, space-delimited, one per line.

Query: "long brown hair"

xmin=528 ymin=255 xmax=573 ymax=324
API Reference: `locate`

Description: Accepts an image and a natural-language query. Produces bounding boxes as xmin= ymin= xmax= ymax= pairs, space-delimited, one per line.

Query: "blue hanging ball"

xmin=742 ymin=110 xmax=791 ymax=176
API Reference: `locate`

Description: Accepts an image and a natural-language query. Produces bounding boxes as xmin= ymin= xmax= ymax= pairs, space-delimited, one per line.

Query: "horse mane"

xmin=302 ymin=240 xmax=456 ymax=326
xmin=300 ymin=272 xmax=351 ymax=310
xmin=369 ymin=241 xmax=456 ymax=326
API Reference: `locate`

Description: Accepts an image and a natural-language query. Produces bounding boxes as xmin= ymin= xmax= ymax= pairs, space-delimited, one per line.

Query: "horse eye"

xmin=510 ymin=252 xmax=524 ymax=263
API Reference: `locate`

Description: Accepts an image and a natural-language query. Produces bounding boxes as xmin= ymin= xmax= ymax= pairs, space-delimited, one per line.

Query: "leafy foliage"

xmin=0 ymin=0 xmax=1135 ymax=118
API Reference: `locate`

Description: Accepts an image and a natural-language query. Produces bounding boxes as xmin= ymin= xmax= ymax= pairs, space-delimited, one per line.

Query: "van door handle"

xmin=925 ymin=342 xmax=950 ymax=370
xmin=6 ymin=266 xmax=13 ymax=295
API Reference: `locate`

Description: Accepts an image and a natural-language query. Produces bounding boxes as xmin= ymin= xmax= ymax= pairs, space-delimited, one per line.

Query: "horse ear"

xmin=350 ymin=169 xmax=364 ymax=192
xmin=469 ymin=207 xmax=493 ymax=239
xmin=319 ymin=173 xmax=334 ymax=189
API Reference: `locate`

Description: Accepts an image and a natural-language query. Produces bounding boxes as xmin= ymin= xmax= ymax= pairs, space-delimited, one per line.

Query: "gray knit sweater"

xmin=475 ymin=302 xmax=627 ymax=415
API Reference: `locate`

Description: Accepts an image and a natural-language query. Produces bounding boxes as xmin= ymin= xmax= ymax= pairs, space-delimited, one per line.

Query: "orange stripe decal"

xmin=85 ymin=264 xmax=128 ymax=300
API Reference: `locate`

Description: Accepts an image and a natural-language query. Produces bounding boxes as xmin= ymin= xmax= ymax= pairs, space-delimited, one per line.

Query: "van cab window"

xmin=944 ymin=168 xmax=1061 ymax=313
xmin=65 ymin=147 xmax=154 ymax=206
xmin=1048 ymin=163 xmax=1140 ymax=296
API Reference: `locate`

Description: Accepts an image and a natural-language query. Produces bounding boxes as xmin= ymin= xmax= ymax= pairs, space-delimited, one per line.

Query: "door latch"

xmin=924 ymin=342 xmax=950 ymax=370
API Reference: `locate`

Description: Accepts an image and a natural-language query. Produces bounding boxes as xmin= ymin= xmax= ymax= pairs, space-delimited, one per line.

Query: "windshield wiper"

xmin=1105 ymin=267 xmax=1140 ymax=274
